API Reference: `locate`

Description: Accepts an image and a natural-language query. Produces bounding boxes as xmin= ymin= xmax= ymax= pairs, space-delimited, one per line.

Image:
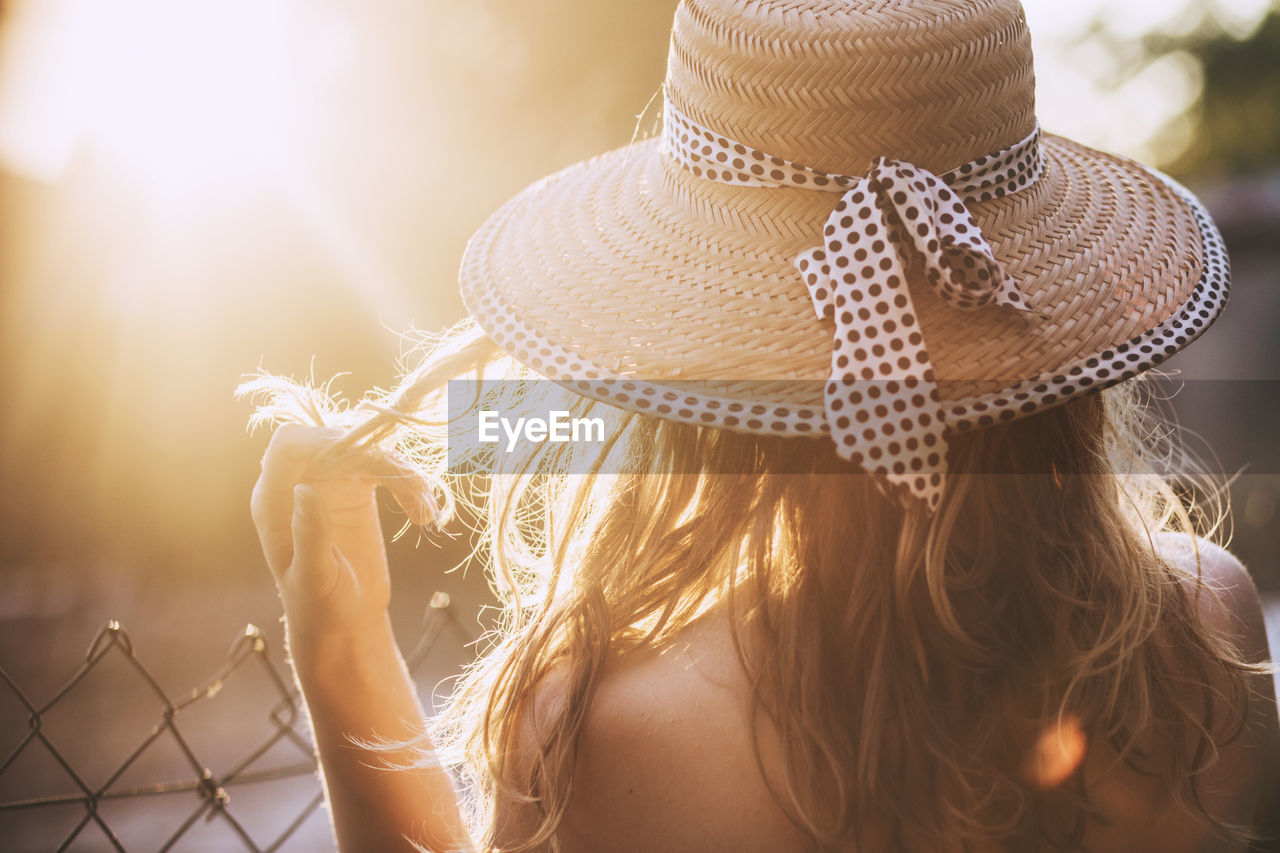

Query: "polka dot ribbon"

xmin=664 ymin=100 xmax=1045 ymax=511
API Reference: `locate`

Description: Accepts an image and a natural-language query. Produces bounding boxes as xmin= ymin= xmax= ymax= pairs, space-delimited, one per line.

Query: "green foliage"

xmin=1150 ymin=8 xmax=1280 ymax=179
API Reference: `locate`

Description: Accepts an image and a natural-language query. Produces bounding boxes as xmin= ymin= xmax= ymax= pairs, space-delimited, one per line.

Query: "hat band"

xmin=663 ymin=100 xmax=1045 ymax=511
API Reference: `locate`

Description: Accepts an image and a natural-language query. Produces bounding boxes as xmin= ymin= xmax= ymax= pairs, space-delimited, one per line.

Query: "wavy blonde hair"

xmin=245 ymin=320 xmax=1262 ymax=851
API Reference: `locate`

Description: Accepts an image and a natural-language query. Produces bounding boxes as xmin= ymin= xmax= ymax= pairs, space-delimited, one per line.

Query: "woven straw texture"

xmin=459 ymin=0 xmax=1225 ymax=433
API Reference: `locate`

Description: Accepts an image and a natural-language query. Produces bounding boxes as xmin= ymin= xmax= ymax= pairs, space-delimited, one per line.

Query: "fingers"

xmin=251 ymin=424 xmax=443 ymax=577
xmin=291 ymin=483 xmax=335 ymax=583
xmin=337 ymin=449 xmax=445 ymax=528
xmin=251 ymin=424 xmax=344 ymax=577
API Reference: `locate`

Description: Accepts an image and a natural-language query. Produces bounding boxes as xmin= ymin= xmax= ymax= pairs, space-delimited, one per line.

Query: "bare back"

xmin=508 ymin=536 xmax=1279 ymax=852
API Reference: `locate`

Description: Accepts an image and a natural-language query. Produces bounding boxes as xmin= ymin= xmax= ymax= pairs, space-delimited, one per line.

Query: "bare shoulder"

xmin=1155 ymin=532 xmax=1268 ymax=654
xmin=1154 ymin=533 xmax=1280 ymax=838
xmin=521 ymin=611 xmax=811 ymax=853
xmin=1155 ymin=532 xmax=1250 ymax=587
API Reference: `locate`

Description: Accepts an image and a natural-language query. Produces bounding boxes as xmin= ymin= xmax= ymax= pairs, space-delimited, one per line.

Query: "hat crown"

xmin=665 ymin=0 xmax=1037 ymax=177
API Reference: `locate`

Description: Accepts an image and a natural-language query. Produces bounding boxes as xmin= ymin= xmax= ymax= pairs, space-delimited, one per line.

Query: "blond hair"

xmin=245 ymin=321 xmax=1262 ymax=851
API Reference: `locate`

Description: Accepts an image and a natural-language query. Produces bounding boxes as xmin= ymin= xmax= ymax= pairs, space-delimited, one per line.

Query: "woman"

xmin=248 ymin=0 xmax=1279 ymax=850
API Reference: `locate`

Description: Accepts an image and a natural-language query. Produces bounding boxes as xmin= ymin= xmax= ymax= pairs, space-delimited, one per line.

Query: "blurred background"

xmin=0 ymin=0 xmax=1277 ymax=849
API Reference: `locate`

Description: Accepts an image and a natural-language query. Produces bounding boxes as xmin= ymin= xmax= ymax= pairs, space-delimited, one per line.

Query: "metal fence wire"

xmin=0 ymin=593 xmax=472 ymax=852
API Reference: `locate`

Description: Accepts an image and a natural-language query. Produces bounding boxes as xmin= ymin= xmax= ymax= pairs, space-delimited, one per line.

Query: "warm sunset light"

xmin=1 ymin=1 xmax=1276 ymax=848
xmin=2 ymin=0 xmax=1273 ymax=199
xmin=1024 ymin=0 xmax=1276 ymax=163
xmin=1024 ymin=714 xmax=1088 ymax=790
xmin=0 ymin=0 xmax=322 ymax=196
xmin=0 ymin=0 xmax=426 ymax=322
xmin=0 ymin=0 xmax=1268 ymax=190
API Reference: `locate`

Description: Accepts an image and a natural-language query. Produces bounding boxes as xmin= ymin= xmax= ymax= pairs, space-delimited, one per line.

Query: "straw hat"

xmin=458 ymin=0 xmax=1228 ymax=509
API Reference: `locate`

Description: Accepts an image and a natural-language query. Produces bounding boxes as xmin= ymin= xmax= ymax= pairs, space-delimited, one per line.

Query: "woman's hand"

xmin=249 ymin=424 xmax=471 ymax=852
xmin=249 ymin=423 xmax=436 ymax=660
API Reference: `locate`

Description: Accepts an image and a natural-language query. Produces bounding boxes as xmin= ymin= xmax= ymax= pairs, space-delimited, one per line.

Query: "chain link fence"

xmin=3 ymin=591 xmax=1276 ymax=852
xmin=0 ymin=594 xmax=473 ymax=852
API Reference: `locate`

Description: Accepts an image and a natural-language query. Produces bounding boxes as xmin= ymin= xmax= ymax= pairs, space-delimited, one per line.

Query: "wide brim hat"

xmin=458 ymin=0 xmax=1227 ymax=505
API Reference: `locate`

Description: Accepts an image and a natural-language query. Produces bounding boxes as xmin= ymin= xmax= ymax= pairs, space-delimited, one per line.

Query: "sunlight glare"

xmin=0 ymin=0 xmax=300 ymax=200
xmin=74 ymin=0 xmax=294 ymax=200
xmin=1024 ymin=714 xmax=1088 ymax=790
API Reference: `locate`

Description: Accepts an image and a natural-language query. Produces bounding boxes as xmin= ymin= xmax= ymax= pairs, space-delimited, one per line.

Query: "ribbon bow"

xmin=794 ymin=160 xmax=1037 ymax=510
xmin=664 ymin=102 xmax=1044 ymax=511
